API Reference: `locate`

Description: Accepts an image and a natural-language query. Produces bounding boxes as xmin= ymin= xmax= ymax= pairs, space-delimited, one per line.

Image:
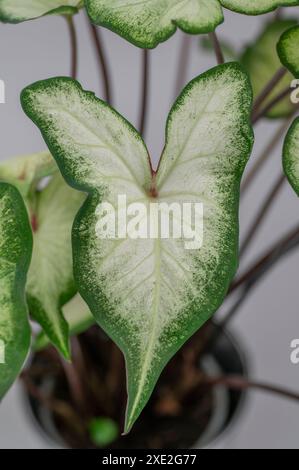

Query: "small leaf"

xmin=34 ymin=294 xmax=95 ymax=351
xmin=220 ymin=0 xmax=299 ymax=15
xmin=277 ymin=25 xmax=299 ymax=78
xmin=88 ymin=417 xmax=119 ymax=447
xmin=21 ymin=64 xmax=253 ymax=431
xmin=85 ymin=0 xmax=224 ymax=49
xmin=0 ymin=0 xmax=82 ymax=23
xmin=283 ymin=117 xmax=299 ymax=195
xmin=27 ymin=173 xmax=85 ymax=359
xmin=0 ymin=183 xmax=32 ymax=399
xmin=241 ymin=19 xmax=297 ymax=118
xmin=0 ymin=151 xmax=57 ymax=200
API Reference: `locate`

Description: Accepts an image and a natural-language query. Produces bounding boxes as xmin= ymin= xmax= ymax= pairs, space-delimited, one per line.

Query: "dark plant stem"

xmin=45 ymin=346 xmax=87 ymax=414
xmin=66 ymin=16 xmax=78 ymax=80
xmin=242 ymin=117 xmax=293 ymax=193
xmin=203 ymin=375 xmax=299 ymax=402
xmin=231 ymin=222 xmax=299 ymax=294
xmin=88 ymin=22 xmax=112 ymax=104
xmin=274 ymin=8 xmax=283 ymax=20
xmin=201 ymin=223 xmax=299 ymax=354
xmin=240 ymin=173 xmax=285 ymax=257
xmin=209 ymin=31 xmax=224 ymax=65
xmin=251 ymin=67 xmax=287 ymax=117
xmin=21 ymin=372 xmax=87 ymax=436
xmin=252 ymin=86 xmax=292 ymax=124
xmin=174 ymin=35 xmax=192 ymax=99
xmin=139 ymin=49 xmax=150 ymax=137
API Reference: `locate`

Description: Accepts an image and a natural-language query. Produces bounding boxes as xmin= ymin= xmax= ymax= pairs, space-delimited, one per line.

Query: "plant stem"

xmin=240 ymin=173 xmax=285 ymax=258
xmin=251 ymin=67 xmax=287 ymax=117
xmin=242 ymin=117 xmax=293 ymax=193
xmin=209 ymin=31 xmax=224 ymax=65
xmin=139 ymin=49 xmax=150 ymax=137
xmin=252 ymin=86 xmax=292 ymax=124
xmin=203 ymin=375 xmax=299 ymax=402
xmin=231 ymin=222 xmax=299 ymax=294
xmin=88 ymin=22 xmax=112 ymax=104
xmin=21 ymin=372 xmax=87 ymax=436
xmin=66 ymin=16 xmax=78 ymax=80
xmin=201 ymin=224 xmax=299 ymax=353
xmin=174 ymin=35 xmax=192 ymax=99
xmin=274 ymin=7 xmax=282 ymax=20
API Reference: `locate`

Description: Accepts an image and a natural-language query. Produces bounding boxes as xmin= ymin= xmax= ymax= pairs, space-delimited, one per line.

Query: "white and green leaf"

xmin=0 ymin=151 xmax=57 ymax=201
xmin=85 ymin=0 xmax=224 ymax=49
xmin=27 ymin=173 xmax=85 ymax=359
xmin=220 ymin=0 xmax=299 ymax=15
xmin=34 ymin=294 xmax=95 ymax=351
xmin=21 ymin=64 xmax=253 ymax=431
xmin=0 ymin=183 xmax=32 ymax=399
xmin=241 ymin=19 xmax=297 ymax=118
xmin=277 ymin=25 xmax=299 ymax=78
xmin=283 ymin=118 xmax=299 ymax=196
xmin=0 ymin=0 xmax=82 ymax=23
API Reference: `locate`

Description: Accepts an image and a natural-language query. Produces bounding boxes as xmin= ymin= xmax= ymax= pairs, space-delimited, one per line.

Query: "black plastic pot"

xmin=24 ymin=324 xmax=248 ymax=449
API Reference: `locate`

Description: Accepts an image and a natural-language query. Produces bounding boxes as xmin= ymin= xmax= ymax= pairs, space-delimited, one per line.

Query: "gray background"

xmin=0 ymin=6 xmax=299 ymax=449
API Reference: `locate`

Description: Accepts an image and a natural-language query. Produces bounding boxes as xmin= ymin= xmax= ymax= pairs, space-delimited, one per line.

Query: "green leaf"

xmin=34 ymin=294 xmax=95 ymax=351
xmin=241 ymin=20 xmax=297 ymax=119
xmin=277 ymin=25 xmax=299 ymax=78
xmin=283 ymin=117 xmax=299 ymax=195
xmin=27 ymin=173 xmax=85 ymax=359
xmin=0 ymin=151 xmax=57 ymax=201
xmin=0 ymin=0 xmax=82 ymax=23
xmin=0 ymin=183 xmax=32 ymax=399
xmin=220 ymin=0 xmax=299 ymax=15
xmin=88 ymin=417 xmax=119 ymax=447
xmin=85 ymin=0 xmax=224 ymax=49
xmin=21 ymin=63 xmax=253 ymax=431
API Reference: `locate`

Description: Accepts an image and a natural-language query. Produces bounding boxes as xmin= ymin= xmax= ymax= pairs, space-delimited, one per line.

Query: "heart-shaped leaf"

xmin=85 ymin=0 xmax=224 ymax=48
xmin=0 ymin=0 xmax=82 ymax=23
xmin=241 ymin=20 xmax=297 ymax=118
xmin=0 ymin=183 xmax=32 ymax=399
xmin=27 ymin=172 xmax=85 ymax=359
xmin=220 ymin=0 xmax=299 ymax=15
xmin=0 ymin=151 xmax=57 ymax=201
xmin=283 ymin=118 xmax=299 ymax=195
xmin=277 ymin=25 xmax=299 ymax=78
xmin=21 ymin=63 xmax=253 ymax=431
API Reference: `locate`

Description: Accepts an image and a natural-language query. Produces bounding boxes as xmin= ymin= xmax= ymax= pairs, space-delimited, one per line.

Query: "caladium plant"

xmin=21 ymin=62 xmax=253 ymax=431
xmin=283 ymin=118 xmax=299 ymax=195
xmin=220 ymin=0 xmax=299 ymax=15
xmin=26 ymin=172 xmax=85 ymax=359
xmin=0 ymin=183 xmax=32 ymax=399
xmin=85 ymin=0 xmax=225 ymax=48
xmin=0 ymin=153 xmax=85 ymax=358
xmin=0 ymin=0 xmax=83 ymax=23
xmin=277 ymin=25 xmax=299 ymax=77
xmin=85 ymin=0 xmax=299 ymax=48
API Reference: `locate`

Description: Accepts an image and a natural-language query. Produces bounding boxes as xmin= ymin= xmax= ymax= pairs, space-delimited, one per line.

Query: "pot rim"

xmin=21 ymin=322 xmax=250 ymax=450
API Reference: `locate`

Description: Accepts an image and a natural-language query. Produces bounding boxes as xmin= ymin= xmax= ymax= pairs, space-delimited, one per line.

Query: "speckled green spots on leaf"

xmin=86 ymin=0 xmax=224 ymax=49
xmin=0 ymin=0 xmax=82 ymax=23
xmin=283 ymin=118 xmax=299 ymax=196
xmin=0 ymin=183 xmax=32 ymax=399
xmin=21 ymin=63 xmax=253 ymax=431
xmin=277 ymin=25 xmax=299 ymax=78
